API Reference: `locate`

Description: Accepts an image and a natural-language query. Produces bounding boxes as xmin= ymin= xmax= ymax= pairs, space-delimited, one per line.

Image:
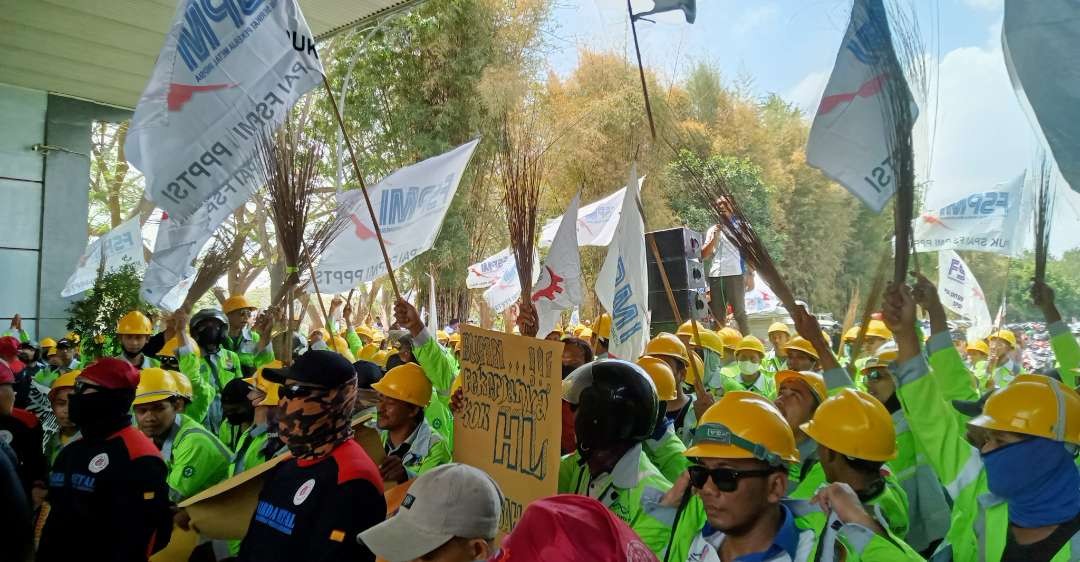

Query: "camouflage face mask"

xmin=277 ymin=378 xmax=357 ymax=460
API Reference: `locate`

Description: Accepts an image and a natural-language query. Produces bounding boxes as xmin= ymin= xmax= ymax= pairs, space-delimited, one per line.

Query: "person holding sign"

xmin=238 ymin=350 xmax=385 ymax=562
xmin=359 ymin=463 xmax=503 ymax=562
xmin=559 ymin=360 xmax=674 ymax=557
xmin=654 ymin=391 xmax=923 ymax=562
xmin=372 ymin=363 xmax=452 ymax=481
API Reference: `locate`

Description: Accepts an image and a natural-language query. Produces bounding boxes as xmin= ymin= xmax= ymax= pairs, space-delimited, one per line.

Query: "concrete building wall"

xmin=0 ymin=82 xmax=130 ymax=341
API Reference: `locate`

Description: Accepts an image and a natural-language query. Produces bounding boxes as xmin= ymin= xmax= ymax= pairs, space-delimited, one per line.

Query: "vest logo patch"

xmin=88 ymin=453 xmax=109 ymax=473
xmin=293 ymin=478 xmax=316 ymax=505
xmin=0 ymin=430 xmax=12 ymax=444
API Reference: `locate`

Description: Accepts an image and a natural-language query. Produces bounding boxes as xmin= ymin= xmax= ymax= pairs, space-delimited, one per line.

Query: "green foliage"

xmin=66 ymin=263 xmax=156 ymax=361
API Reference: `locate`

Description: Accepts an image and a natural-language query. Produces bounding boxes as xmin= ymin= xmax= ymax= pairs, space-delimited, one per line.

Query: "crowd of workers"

xmin=1 ymin=272 xmax=1078 ymax=562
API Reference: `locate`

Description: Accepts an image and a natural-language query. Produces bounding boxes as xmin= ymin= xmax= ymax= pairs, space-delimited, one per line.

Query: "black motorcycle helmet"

xmin=566 ymin=360 xmax=662 ymax=456
xmin=190 ymin=309 xmax=229 ymax=347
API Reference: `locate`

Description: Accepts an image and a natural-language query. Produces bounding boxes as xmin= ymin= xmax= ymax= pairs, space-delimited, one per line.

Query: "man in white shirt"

xmin=702 ymin=197 xmax=751 ymax=333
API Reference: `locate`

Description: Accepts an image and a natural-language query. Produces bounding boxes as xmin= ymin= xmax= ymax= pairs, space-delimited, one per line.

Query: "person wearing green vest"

xmin=45 ymin=370 xmax=81 ymax=465
xmin=773 ymin=369 xmax=828 ymax=499
xmin=967 ymin=339 xmax=992 ymax=389
xmin=114 ymin=311 xmax=160 ymax=370
xmin=638 ymin=356 xmax=691 ymax=483
xmin=653 ymin=391 xmax=924 ymax=562
xmin=231 ymin=362 xmax=288 ymax=476
xmin=390 ymin=298 xmax=458 ymax=444
xmin=800 ymin=387 xmax=910 ymax=541
xmin=1034 ymin=280 xmax=1080 ymax=386
xmin=221 ymin=294 xmax=275 ymax=377
xmin=764 ymin=322 xmax=791 ymax=374
xmin=373 ymin=362 xmax=452 ymax=481
xmin=886 ymin=279 xmax=1080 ymax=562
xmin=560 ymin=359 xmax=674 ymax=558
xmin=986 ymin=328 xmax=1021 ymax=389
xmin=723 ymin=335 xmax=777 ymax=399
xmin=182 ymin=308 xmax=244 ymax=434
xmin=644 ymin=333 xmax=700 ymax=445
xmin=218 ymin=377 xmax=254 ymax=452
xmin=132 ymin=367 xmax=231 ymax=503
xmin=783 ymin=336 xmax=820 ymax=373
xmin=862 ymin=342 xmax=951 ymax=555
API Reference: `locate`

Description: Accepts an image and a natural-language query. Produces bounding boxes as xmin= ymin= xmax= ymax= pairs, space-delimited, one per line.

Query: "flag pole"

xmin=627 ymin=0 xmax=657 ymax=141
xmin=320 ymin=75 xmax=401 ymax=298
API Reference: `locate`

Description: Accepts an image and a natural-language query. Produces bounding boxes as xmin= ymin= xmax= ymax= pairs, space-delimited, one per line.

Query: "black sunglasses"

xmin=865 ymin=369 xmax=887 ymax=381
xmin=688 ymin=465 xmax=776 ymax=492
xmin=279 ymin=384 xmax=323 ymax=400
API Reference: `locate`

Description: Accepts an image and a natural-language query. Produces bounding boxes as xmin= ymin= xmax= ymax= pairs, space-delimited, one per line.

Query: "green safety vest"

xmin=380 ymin=419 xmax=452 ymax=479
xmin=413 ymin=333 xmax=458 ymax=446
xmin=643 ymin=425 xmax=690 ymax=483
xmin=559 ymin=445 xmax=674 ymax=558
xmin=720 ymin=368 xmax=777 ymax=400
xmin=222 ymin=328 xmax=274 ymax=376
xmin=888 ymin=407 xmax=951 ymax=552
xmin=161 ymin=413 xmax=232 ymax=502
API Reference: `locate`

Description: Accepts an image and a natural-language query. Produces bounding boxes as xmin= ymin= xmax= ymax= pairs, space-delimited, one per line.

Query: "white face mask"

xmin=739 ymin=360 xmax=760 ymax=375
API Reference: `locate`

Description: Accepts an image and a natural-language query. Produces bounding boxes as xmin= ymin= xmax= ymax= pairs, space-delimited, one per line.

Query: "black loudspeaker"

xmin=648 ymin=289 xmax=707 ymax=324
xmin=647 ymin=258 xmax=705 ymax=291
xmin=646 ymin=227 xmax=702 ymax=263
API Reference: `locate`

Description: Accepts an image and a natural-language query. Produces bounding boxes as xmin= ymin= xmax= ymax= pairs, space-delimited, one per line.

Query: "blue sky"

xmin=546 ymin=0 xmax=1035 ymax=203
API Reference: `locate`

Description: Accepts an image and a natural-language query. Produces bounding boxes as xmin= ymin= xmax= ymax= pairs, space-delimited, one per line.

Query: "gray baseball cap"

xmin=358 ymin=463 xmax=503 ymax=562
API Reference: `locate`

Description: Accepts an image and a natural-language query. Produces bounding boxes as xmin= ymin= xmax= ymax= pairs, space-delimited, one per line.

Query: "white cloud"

xmin=732 ymin=4 xmax=781 ymax=38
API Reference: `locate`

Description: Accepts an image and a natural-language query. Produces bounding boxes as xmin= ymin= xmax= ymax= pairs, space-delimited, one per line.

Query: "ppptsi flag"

xmin=595 ymin=165 xmax=649 ymax=360
xmin=61 ymin=217 xmax=146 ymax=298
xmin=125 ymin=0 xmax=324 ymax=221
xmin=538 ymin=176 xmax=644 ymax=248
xmin=1003 ymin=1 xmax=1080 ymax=195
xmin=532 ymin=194 xmax=583 ymax=337
xmin=467 ymin=247 xmax=517 ymax=289
xmin=913 ymin=172 xmax=1032 ymax=257
xmin=937 ymin=250 xmax=993 ymax=343
xmin=315 ymin=139 xmax=480 ymax=293
xmin=806 ymin=0 xmax=918 ymax=211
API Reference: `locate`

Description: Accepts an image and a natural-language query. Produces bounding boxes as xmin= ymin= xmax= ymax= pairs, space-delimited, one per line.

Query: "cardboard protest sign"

xmin=453 ymin=326 xmax=562 ymax=533
xmin=178 ymin=453 xmax=291 ymax=539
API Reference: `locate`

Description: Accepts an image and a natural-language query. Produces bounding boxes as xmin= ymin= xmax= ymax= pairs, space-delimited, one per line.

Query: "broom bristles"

xmin=499 ymin=112 xmax=545 ymax=298
xmin=1034 ymin=155 xmax=1055 ymax=284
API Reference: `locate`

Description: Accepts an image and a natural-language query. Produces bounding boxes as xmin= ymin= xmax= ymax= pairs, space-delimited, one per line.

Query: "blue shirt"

xmin=703 ymin=504 xmax=798 ymax=562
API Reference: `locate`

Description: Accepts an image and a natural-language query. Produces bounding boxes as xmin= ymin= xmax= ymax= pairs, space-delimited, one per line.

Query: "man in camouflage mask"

xmin=239 ymin=350 xmax=385 ymax=561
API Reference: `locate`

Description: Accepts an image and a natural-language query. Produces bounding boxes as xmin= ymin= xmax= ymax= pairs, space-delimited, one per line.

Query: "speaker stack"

xmin=647 ymin=227 xmax=707 ymax=336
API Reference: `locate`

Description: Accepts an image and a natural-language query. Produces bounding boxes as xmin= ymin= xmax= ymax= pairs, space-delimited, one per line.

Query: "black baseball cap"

xmin=263 ymin=350 xmax=356 ymax=387
xmin=56 ymin=338 xmax=76 ymax=349
xmin=952 ymin=390 xmax=995 ymax=418
xmin=352 ymin=360 xmax=384 ymax=389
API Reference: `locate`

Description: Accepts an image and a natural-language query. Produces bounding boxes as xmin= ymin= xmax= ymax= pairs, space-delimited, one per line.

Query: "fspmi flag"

xmin=806 ymin=0 xmax=917 ymax=212
xmin=937 ymin=250 xmax=992 ymax=343
xmin=125 ymin=0 xmax=324 ymax=221
xmin=532 ymin=194 xmax=583 ymax=337
xmin=913 ymin=172 xmax=1032 ymax=257
xmin=315 ymin=139 xmax=480 ymax=293
xmin=595 ymin=165 xmax=649 ymax=360
xmin=62 ymin=217 xmax=145 ymax=298
xmin=537 ymin=177 xmax=644 ymax=248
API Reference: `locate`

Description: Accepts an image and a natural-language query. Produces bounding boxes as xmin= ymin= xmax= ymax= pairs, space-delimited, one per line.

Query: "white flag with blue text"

xmin=595 ymin=165 xmax=649 ymax=360
xmin=532 ymin=194 xmax=582 ymax=338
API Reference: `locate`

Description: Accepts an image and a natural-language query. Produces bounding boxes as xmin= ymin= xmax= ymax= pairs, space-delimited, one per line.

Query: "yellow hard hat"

xmin=676 ymin=323 xmax=723 ymax=355
xmin=767 ymin=322 xmax=791 ymax=336
xmin=842 ymin=326 xmax=860 ymax=343
xmin=736 ymin=335 xmax=766 ymax=356
xmin=717 ymin=327 xmax=743 ymax=350
xmin=253 ymin=361 xmax=282 ymax=407
xmin=157 ymin=335 xmax=200 ymax=358
xmin=572 ymin=324 xmax=587 ymax=338
xmin=372 ymin=330 xmax=386 ymax=343
xmin=372 ymin=363 xmax=432 ymax=407
xmin=40 ymin=337 xmax=58 ymax=349
xmin=436 ymin=330 xmax=450 ymax=344
xmin=967 ymin=340 xmax=990 ymax=355
xmin=989 ymin=329 xmax=1017 ymax=348
xmin=133 ymin=368 xmax=179 ymax=405
xmin=117 ymin=311 xmax=153 ymax=336
xmin=783 ymin=336 xmax=819 ymax=360
xmin=449 ymin=332 xmax=462 ymax=348
xmin=372 ymin=350 xmax=390 ymax=368
xmin=644 ymin=333 xmax=689 ymax=366
xmin=594 ymin=314 xmax=612 ymax=339
xmin=170 ymin=371 xmax=193 ymax=401
xmin=308 ymin=328 xmax=327 ymax=341
xmin=576 ymin=327 xmax=593 ymax=340
xmin=329 ymin=336 xmax=356 ymax=362
xmin=64 ymin=331 xmax=81 ymax=344
xmin=684 ymin=391 xmax=799 ymax=466
xmin=865 ymin=319 xmax=892 ymax=341
xmin=450 ymin=373 xmax=463 ymax=396
xmin=355 ymin=325 xmax=376 ymax=340
xmin=860 ymin=341 xmax=898 ymax=371
xmin=683 ymin=352 xmax=705 ymax=385
xmin=45 ymin=347 xmax=58 ymax=357
xmin=358 ymin=343 xmax=380 ymax=362
xmin=50 ymin=370 xmax=80 ymax=399
xmin=222 ymin=295 xmax=255 ymax=314
xmin=820 ymin=330 xmax=832 ymax=348
xmin=775 ymin=370 xmax=827 ymax=403
xmin=969 ymin=374 xmax=1080 ymax=444
xmin=636 ymin=356 xmax=677 ymax=401
xmin=800 ymin=389 xmax=897 ymax=461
